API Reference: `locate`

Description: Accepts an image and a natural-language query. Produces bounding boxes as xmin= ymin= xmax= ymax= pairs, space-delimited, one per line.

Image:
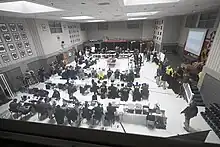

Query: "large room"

xmin=0 ymin=0 xmax=220 ymax=146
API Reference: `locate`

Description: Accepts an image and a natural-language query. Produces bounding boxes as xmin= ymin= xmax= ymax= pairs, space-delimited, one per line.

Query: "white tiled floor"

xmin=0 ymin=58 xmax=219 ymax=144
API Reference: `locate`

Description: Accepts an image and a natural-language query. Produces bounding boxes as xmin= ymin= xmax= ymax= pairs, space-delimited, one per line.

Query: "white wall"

xmin=35 ymin=19 xmax=87 ymax=55
xmin=142 ymin=20 xmax=155 ymax=40
xmin=87 ymin=21 xmax=146 ymax=40
xmin=163 ymin=16 xmax=182 ymax=44
xmin=178 ymin=16 xmax=189 ymax=47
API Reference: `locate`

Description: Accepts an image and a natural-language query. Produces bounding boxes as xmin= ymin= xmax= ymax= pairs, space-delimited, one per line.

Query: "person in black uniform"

xmin=146 ymin=50 xmax=151 ymax=62
xmin=127 ymin=70 xmax=135 ymax=83
xmin=82 ymin=102 xmax=93 ymax=122
xmin=100 ymin=82 xmax=107 ymax=99
xmin=54 ymin=105 xmax=65 ymax=125
xmin=92 ymin=103 xmax=103 ymax=124
xmin=66 ymin=107 xmax=78 ymax=126
xmin=120 ymin=84 xmax=130 ymax=101
xmin=91 ymin=79 xmax=98 ymax=94
xmin=107 ymin=68 xmax=113 ymax=79
xmin=141 ymin=83 xmax=149 ymax=100
xmin=181 ymin=102 xmax=198 ymax=131
xmin=139 ymin=54 xmax=142 ymax=66
xmin=108 ymin=84 xmax=118 ymax=99
xmin=133 ymin=82 xmax=142 ymax=101
xmin=52 ymin=89 xmax=60 ymax=100
xmin=92 ymin=93 xmax=97 ymax=101
xmin=114 ymin=69 xmax=120 ymax=79
xmin=106 ymin=103 xmax=116 ymax=126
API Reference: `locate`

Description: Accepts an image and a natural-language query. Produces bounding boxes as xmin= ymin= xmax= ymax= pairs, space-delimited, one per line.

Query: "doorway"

xmin=0 ymin=74 xmax=14 ymax=105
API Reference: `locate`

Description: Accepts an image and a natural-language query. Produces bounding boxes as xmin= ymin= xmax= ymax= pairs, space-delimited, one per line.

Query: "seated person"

xmin=9 ymin=99 xmax=21 ymax=112
xmin=141 ymin=83 xmax=149 ymax=100
xmin=52 ymin=89 xmax=60 ymax=99
xmin=106 ymin=103 xmax=116 ymax=125
xmin=66 ymin=107 xmax=78 ymax=125
xmin=93 ymin=103 xmax=103 ymax=123
xmin=54 ymin=105 xmax=65 ymax=125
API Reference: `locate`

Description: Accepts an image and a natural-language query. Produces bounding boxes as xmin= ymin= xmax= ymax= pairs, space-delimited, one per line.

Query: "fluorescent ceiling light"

xmin=124 ymin=0 xmax=180 ymax=6
xmin=87 ymin=20 xmax=106 ymax=22
xmin=62 ymin=16 xmax=94 ymax=20
xmin=0 ymin=1 xmax=62 ymax=13
xmin=128 ymin=17 xmax=148 ymax=20
xmin=127 ymin=11 xmax=159 ymax=17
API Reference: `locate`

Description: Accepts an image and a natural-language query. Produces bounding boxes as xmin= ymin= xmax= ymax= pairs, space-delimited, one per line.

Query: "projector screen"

xmin=185 ymin=29 xmax=207 ymax=56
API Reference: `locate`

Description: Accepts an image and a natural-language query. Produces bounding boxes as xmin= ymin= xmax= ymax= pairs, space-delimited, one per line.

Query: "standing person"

xmin=120 ymin=84 xmax=130 ymax=102
xmin=114 ymin=69 xmax=120 ymax=79
xmin=141 ymin=83 xmax=149 ymax=100
xmin=107 ymin=68 xmax=113 ymax=79
xmin=54 ymin=105 xmax=65 ymax=125
xmin=146 ymin=50 xmax=151 ymax=62
xmin=133 ymin=82 xmax=141 ymax=101
xmin=100 ymin=82 xmax=107 ymax=99
xmin=106 ymin=103 xmax=116 ymax=126
xmin=139 ymin=54 xmax=142 ymax=66
xmin=181 ymin=102 xmax=198 ymax=132
xmin=156 ymin=66 xmax=162 ymax=86
xmin=166 ymin=66 xmax=174 ymax=89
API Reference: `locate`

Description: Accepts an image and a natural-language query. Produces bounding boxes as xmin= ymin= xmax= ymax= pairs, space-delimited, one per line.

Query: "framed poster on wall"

xmin=13 ymin=33 xmax=20 ymax=41
xmin=11 ymin=52 xmax=19 ymax=60
xmin=7 ymin=43 xmax=15 ymax=51
xmin=3 ymin=34 xmax=12 ymax=42
xmin=19 ymin=50 xmax=26 ymax=58
xmin=24 ymin=41 xmax=30 ymax=48
xmin=0 ymin=44 xmax=6 ymax=53
xmin=21 ymin=33 xmax=27 ymax=39
xmin=0 ymin=23 xmax=8 ymax=32
xmin=9 ymin=23 xmax=17 ymax=32
xmin=1 ymin=54 xmax=10 ymax=62
xmin=26 ymin=48 xmax=33 ymax=56
xmin=17 ymin=23 xmax=24 ymax=31
xmin=16 ymin=42 xmax=23 ymax=49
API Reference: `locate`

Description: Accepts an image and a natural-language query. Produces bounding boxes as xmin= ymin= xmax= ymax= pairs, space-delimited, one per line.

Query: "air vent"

xmin=98 ymin=2 xmax=110 ymax=5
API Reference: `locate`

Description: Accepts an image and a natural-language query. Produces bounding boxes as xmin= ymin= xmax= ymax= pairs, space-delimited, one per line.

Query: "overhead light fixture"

xmin=123 ymin=0 xmax=180 ymax=6
xmin=128 ymin=17 xmax=148 ymax=20
xmin=62 ymin=16 xmax=94 ymax=20
xmin=0 ymin=1 xmax=62 ymax=13
xmin=127 ymin=11 xmax=159 ymax=17
xmin=87 ymin=20 xmax=106 ymax=22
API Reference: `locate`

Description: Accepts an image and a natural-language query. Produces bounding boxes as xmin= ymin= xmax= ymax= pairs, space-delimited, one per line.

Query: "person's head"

xmin=92 ymin=79 xmax=94 ymax=83
xmin=121 ymin=83 xmax=124 ymax=87
xmin=57 ymin=105 xmax=60 ymax=108
xmin=108 ymin=103 xmax=112 ymax=107
xmin=13 ymin=99 xmax=17 ymax=103
xmin=136 ymin=82 xmax=139 ymax=85
xmin=111 ymin=84 xmax=113 ymax=87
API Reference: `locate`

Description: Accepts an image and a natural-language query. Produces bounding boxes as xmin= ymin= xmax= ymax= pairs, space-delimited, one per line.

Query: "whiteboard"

xmin=185 ymin=29 xmax=207 ymax=56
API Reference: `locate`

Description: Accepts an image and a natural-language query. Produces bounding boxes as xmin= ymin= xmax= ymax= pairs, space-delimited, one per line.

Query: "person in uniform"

xmin=141 ymin=83 xmax=149 ymax=100
xmin=108 ymin=84 xmax=118 ymax=99
xmin=120 ymin=84 xmax=130 ymax=102
xmin=133 ymin=82 xmax=142 ymax=101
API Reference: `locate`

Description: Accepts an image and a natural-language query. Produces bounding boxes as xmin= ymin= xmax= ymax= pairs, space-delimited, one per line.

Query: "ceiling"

xmin=0 ymin=0 xmax=220 ymax=22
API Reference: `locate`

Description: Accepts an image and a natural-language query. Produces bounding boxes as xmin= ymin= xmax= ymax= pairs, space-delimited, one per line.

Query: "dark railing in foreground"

xmin=0 ymin=119 xmax=218 ymax=147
